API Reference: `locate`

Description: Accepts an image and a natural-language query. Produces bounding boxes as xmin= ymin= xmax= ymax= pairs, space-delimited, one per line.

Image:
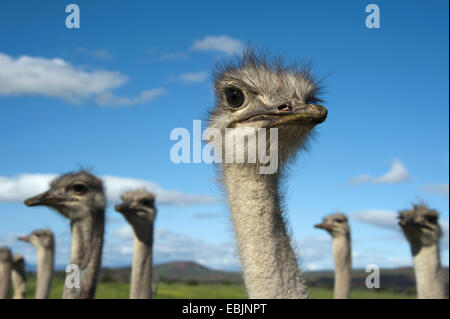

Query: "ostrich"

xmin=314 ymin=213 xmax=352 ymax=299
xmin=207 ymin=50 xmax=327 ymax=298
xmin=24 ymin=170 xmax=106 ymax=299
xmin=18 ymin=229 xmax=55 ymax=299
xmin=11 ymin=254 xmax=27 ymax=299
xmin=0 ymin=247 xmax=12 ymax=299
xmin=399 ymin=203 xmax=446 ymax=299
xmin=115 ymin=190 xmax=157 ymax=299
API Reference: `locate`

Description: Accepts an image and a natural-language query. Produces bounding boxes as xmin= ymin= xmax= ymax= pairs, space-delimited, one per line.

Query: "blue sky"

xmin=0 ymin=0 xmax=448 ymax=272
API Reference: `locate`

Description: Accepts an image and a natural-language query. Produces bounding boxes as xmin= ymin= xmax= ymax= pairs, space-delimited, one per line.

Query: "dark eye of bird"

xmin=141 ymin=199 xmax=152 ymax=207
xmin=425 ymin=215 xmax=437 ymax=224
xmin=335 ymin=219 xmax=343 ymax=223
xmin=72 ymin=183 xmax=88 ymax=194
xmin=225 ymin=87 xmax=245 ymax=108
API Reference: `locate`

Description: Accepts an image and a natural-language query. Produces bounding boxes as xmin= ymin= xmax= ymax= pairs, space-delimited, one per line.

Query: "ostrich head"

xmin=399 ymin=203 xmax=442 ymax=247
xmin=18 ymin=229 xmax=55 ymax=250
xmin=115 ymin=189 xmax=157 ymax=227
xmin=315 ymin=213 xmax=350 ymax=238
xmin=0 ymin=247 xmax=12 ymax=263
xmin=12 ymin=254 xmax=25 ymax=270
xmin=24 ymin=170 xmax=105 ymax=222
xmin=208 ymin=50 xmax=327 ymax=170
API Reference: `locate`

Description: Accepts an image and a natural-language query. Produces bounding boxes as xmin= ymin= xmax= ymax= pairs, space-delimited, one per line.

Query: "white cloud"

xmin=190 ymin=35 xmax=244 ymax=56
xmin=173 ymin=71 xmax=208 ymax=84
xmin=373 ymin=159 xmax=410 ymax=183
xmin=348 ymin=174 xmax=371 ymax=185
xmin=0 ymin=173 xmax=216 ymax=207
xmin=420 ymin=183 xmax=449 ymax=197
xmin=0 ymin=52 xmax=163 ymax=106
xmin=77 ymin=47 xmax=115 ymax=60
xmin=95 ymin=88 xmax=166 ymax=107
xmin=351 ymin=209 xmax=399 ymax=230
xmin=109 ymin=227 xmax=239 ymax=270
xmin=296 ymin=236 xmax=333 ymax=271
xmin=349 ymin=159 xmax=411 ymax=185
xmin=156 ymin=51 xmax=190 ymax=62
xmin=194 ymin=212 xmax=220 ymax=219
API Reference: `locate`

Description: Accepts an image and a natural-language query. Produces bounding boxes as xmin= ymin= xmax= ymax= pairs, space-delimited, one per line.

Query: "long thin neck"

xmin=332 ymin=235 xmax=351 ymax=299
xmin=0 ymin=261 xmax=12 ymax=299
xmin=36 ymin=247 xmax=54 ymax=299
xmin=12 ymin=265 xmax=27 ymax=299
xmin=411 ymin=243 xmax=445 ymax=299
xmin=63 ymin=212 xmax=104 ymax=299
xmin=223 ymin=166 xmax=307 ymax=298
xmin=130 ymin=225 xmax=154 ymax=299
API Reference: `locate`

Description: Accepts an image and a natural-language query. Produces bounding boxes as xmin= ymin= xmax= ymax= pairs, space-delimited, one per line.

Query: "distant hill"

xmin=97 ymin=261 xmax=243 ymax=284
xmin=46 ymin=261 xmax=448 ymax=296
xmin=307 ymin=267 xmax=448 ymax=295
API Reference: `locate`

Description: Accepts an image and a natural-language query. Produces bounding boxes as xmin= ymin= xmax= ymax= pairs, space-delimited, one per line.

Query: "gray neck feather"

xmin=223 ymin=165 xmax=308 ymax=298
xmin=410 ymin=242 xmax=445 ymax=299
xmin=12 ymin=264 xmax=27 ymax=299
xmin=130 ymin=225 xmax=154 ymax=299
xmin=0 ymin=260 xmax=11 ymax=299
xmin=332 ymin=235 xmax=351 ymax=299
xmin=36 ymin=247 xmax=54 ymax=299
xmin=63 ymin=209 xmax=104 ymax=299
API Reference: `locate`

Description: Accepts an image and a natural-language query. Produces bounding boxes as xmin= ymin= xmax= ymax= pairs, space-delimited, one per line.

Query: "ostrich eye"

xmin=335 ymin=219 xmax=343 ymax=223
xmin=225 ymin=87 xmax=245 ymax=108
xmin=72 ymin=183 xmax=88 ymax=195
xmin=425 ymin=215 xmax=437 ymax=224
xmin=141 ymin=199 xmax=152 ymax=207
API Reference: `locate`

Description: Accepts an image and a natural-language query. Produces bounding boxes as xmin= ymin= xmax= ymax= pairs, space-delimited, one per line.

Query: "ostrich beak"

xmin=24 ymin=191 xmax=63 ymax=207
xmin=18 ymin=235 xmax=30 ymax=242
xmin=274 ymin=104 xmax=328 ymax=126
xmin=314 ymin=222 xmax=332 ymax=230
xmin=234 ymin=103 xmax=327 ymax=128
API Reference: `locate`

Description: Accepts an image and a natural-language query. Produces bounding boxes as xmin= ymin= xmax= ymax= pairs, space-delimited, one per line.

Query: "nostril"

xmin=278 ymin=104 xmax=292 ymax=111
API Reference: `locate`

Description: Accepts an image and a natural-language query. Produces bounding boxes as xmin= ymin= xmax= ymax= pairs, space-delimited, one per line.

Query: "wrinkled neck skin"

xmin=0 ymin=261 xmax=12 ymax=299
xmin=331 ymin=234 xmax=351 ymax=299
xmin=223 ymin=164 xmax=307 ymax=299
xmin=130 ymin=223 xmax=154 ymax=299
xmin=63 ymin=209 xmax=104 ymax=299
xmin=410 ymin=242 xmax=445 ymax=299
xmin=12 ymin=265 xmax=27 ymax=299
xmin=35 ymin=246 xmax=54 ymax=299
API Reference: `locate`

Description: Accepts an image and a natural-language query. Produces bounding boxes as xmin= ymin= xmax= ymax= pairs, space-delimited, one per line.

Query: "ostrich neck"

xmin=223 ymin=165 xmax=307 ymax=299
xmin=12 ymin=265 xmax=27 ymax=299
xmin=410 ymin=242 xmax=445 ymax=299
xmin=36 ymin=247 xmax=54 ymax=299
xmin=0 ymin=261 xmax=12 ymax=299
xmin=332 ymin=235 xmax=351 ymax=299
xmin=64 ymin=210 xmax=104 ymax=299
xmin=130 ymin=224 xmax=154 ymax=299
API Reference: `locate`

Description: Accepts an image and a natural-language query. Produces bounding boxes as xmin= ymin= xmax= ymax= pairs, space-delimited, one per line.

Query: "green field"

xmin=21 ymin=277 xmax=414 ymax=299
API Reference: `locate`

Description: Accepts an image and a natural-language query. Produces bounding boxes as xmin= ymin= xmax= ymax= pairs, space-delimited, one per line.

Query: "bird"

xmin=18 ymin=229 xmax=55 ymax=299
xmin=398 ymin=203 xmax=446 ymax=299
xmin=314 ymin=213 xmax=352 ymax=299
xmin=115 ymin=189 xmax=157 ymax=299
xmin=207 ymin=49 xmax=327 ymax=298
xmin=11 ymin=254 xmax=27 ymax=299
xmin=0 ymin=246 xmax=12 ymax=299
xmin=24 ymin=170 xmax=106 ymax=299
